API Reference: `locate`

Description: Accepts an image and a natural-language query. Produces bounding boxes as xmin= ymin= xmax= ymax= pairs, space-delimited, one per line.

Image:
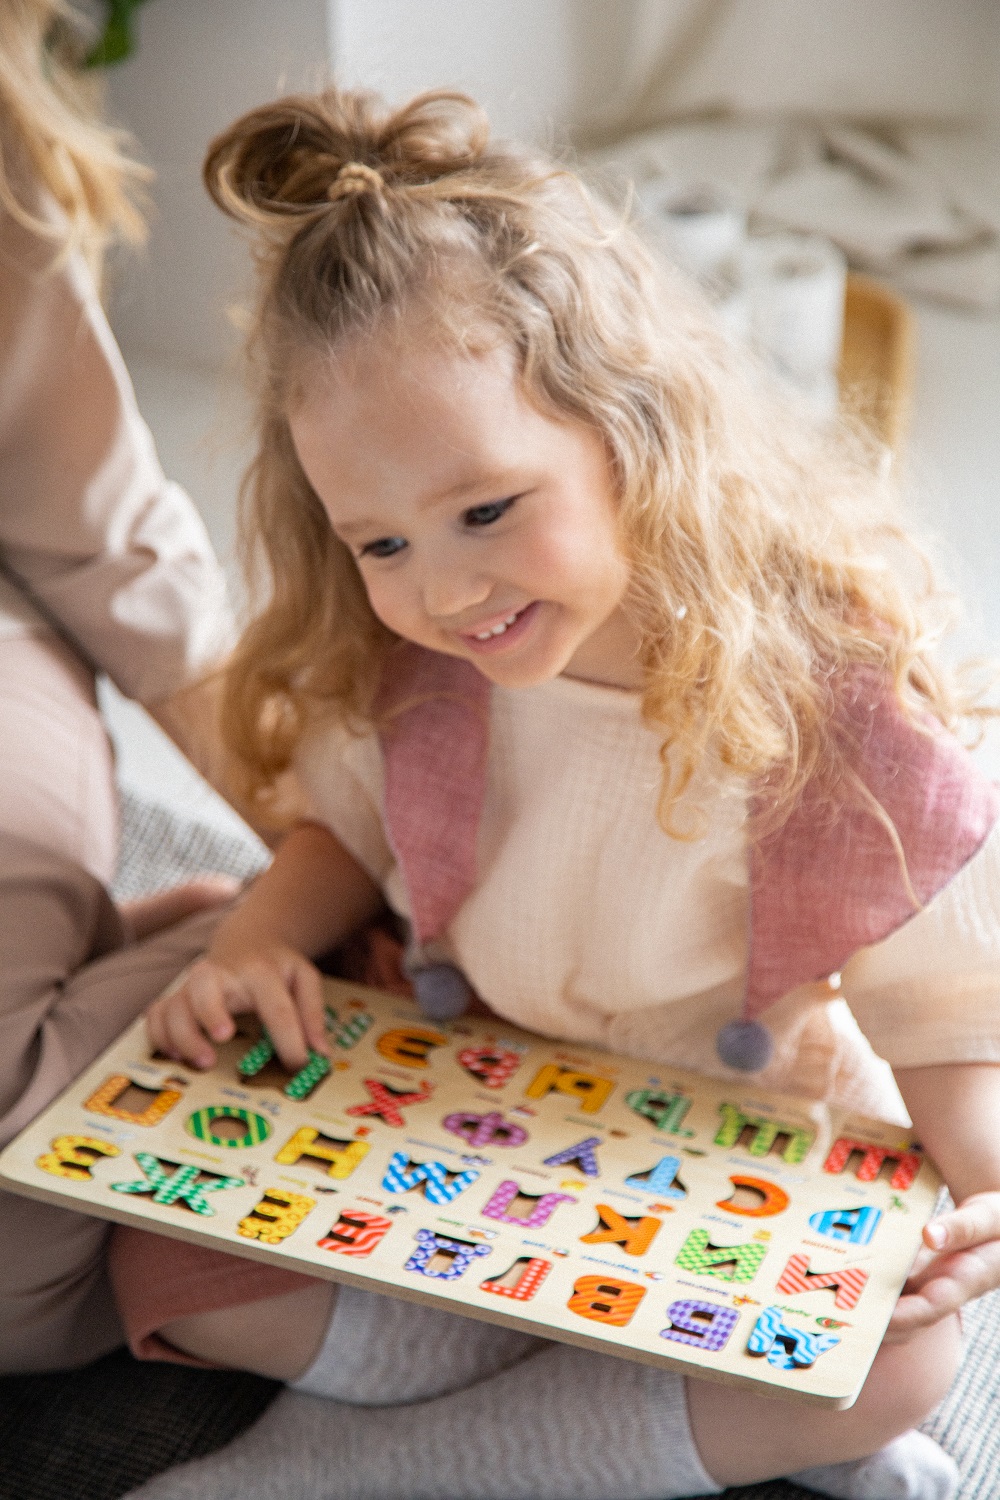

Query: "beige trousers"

xmin=0 ymin=631 xmax=219 ymax=1372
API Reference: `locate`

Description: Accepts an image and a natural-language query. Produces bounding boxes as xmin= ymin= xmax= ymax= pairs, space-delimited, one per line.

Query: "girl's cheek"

xmin=364 ymin=577 xmax=417 ymax=639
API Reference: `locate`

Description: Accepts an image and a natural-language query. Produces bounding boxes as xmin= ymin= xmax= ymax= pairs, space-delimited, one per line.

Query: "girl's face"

xmin=289 ymin=334 xmax=642 ymax=691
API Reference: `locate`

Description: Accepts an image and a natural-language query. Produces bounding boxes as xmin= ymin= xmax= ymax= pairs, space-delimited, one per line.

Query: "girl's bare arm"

xmin=887 ymin=1061 xmax=1000 ymax=1338
xmin=146 ymin=821 xmax=382 ymax=1071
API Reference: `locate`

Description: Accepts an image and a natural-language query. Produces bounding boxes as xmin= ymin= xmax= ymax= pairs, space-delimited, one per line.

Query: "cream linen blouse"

xmin=296 ymin=674 xmax=1000 ymax=1125
xmin=0 ymin=210 xmax=232 ymax=702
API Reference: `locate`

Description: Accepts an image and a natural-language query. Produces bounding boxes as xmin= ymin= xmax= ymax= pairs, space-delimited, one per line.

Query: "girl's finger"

xmin=243 ymin=964 xmax=310 ymax=1070
xmin=924 ymin=1194 xmax=1000 ymax=1253
xmin=145 ymin=1003 xmax=177 ymax=1061
xmin=160 ymin=992 xmax=219 ymax=1070
xmin=183 ymin=964 xmax=242 ymax=1044
xmin=285 ymin=956 xmax=330 ymax=1057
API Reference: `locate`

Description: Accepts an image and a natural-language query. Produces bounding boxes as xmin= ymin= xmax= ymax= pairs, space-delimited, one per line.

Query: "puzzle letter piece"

xmin=442 ymin=1111 xmax=528 ymax=1148
xmin=716 ymin=1174 xmax=790 ymax=1218
xmin=580 ymin=1203 xmax=663 ymax=1256
xmin=284 ymin=1052 xmax=332 ymax=1100
xmin=480 ymin=1256 xmax=552 ymax=1301
xmin=186 ymin=1106 xmax=272 ymax=1149
xmin=567 ymin=1275 xmax=646 ymax=1327
xmin=84 ymin=1075 xmax=182 ymax=1127
xmin=481 ymin=1179 xmax=576 ymax=1228
xmin=36 ymin=1134 xmax=121 ymax=1180
xmin=405 ymin=1228 xmax=492 ymax=1280
xmin=274 ymin=1127 xmax=369 ymax=1179
xmin=317 ymin=1209 xmax=393 ymax=1257
xmin=661 ymin=1299 xmax=740 ymax=1353
xmin=775 ymin=1254 xmax=869 ymax=1310
xmin=823 ymin=1138 xmax=921 ymax=1191
xmin=375 ymin=1026 xmax=448 ymax=1068
xmin=237 ymin=1188 xmax=315 ymax=1245
xmin=238 ymin=1034 xmax=331 ymax=1099
xmin=526 ymin=1064 xmax=614 ymax=1114
xmin=382 ymin=1151 xmax=480 ymax=1205
xmin=111 ymin=1153 xmax=243 ymax=1216
xmin=346 ymin=1078 xmax=433 ymax=1127
xmin=747 ymin=1306 xmax=840 ymax=1370
xmin=625 ymin=1155 xmax=686 ymax=1199
xmin=808 ymin=1206 xmax=883 ymax=1245
xmin=331 ymin=1011 xmax=372 ymax=1049
xmin=542 ymin=1136 xmax=602 ymax=1176
xmin=715 ymin=1104 xmax=813 ymax=1164
xmin=624 ymin=1089 xmax=693 ymax=1135
xmin=457 ymin=1044 xmax=523 ymax=1089
xmin=675 ymin=1228 xmax=768 ymax=1283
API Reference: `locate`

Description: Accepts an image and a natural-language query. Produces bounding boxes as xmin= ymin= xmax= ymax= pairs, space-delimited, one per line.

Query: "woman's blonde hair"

xmin=206 ymin=85 xmax=984 ymax=830
xmin=0 ymin=0 xmax=147 ymax=268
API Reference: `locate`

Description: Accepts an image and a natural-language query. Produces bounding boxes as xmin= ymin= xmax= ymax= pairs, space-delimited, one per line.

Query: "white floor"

xmin=105 ymin=301 xmax=1000 ymax=844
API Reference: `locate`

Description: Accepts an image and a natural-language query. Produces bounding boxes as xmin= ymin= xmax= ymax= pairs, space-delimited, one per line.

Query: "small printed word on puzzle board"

xmin=0 ymin=980 xmax=941 ymax=1405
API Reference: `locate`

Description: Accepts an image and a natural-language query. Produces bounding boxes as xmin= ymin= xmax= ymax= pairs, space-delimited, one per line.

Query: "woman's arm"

xmin=887 ymin=1062 xmax=1000 ymax=1338
xmin=0 ymin=210 xmax=234 ymax=712
xmin=145 ymin=821 xmax=382 ymax=1071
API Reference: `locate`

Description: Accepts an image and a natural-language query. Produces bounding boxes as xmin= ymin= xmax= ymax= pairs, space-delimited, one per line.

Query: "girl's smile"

xmin=288 ymin=336 xmax=644 ymax=690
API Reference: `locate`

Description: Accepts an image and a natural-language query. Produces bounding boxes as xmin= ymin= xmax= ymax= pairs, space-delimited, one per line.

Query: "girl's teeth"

xmin=474 ymin=612 xmax=519 ymax=641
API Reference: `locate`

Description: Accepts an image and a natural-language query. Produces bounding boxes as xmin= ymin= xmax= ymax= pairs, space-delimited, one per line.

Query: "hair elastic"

xmin=327 ymin=161 xmax=386 ymax=201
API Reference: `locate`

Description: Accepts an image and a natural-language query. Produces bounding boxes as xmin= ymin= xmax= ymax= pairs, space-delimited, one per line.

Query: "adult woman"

xmin=0 ymin=0 xmax=236 ymax=1372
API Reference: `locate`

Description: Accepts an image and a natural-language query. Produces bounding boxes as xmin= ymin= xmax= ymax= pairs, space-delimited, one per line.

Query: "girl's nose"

xmin=421 ymin=562 xmax=492 ymax=621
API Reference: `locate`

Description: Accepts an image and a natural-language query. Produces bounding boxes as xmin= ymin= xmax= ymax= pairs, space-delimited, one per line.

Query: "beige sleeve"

xmin=843 ymin=819 xmax=1000 ymax=1069
xmin=293 ymin=718 xmax=394 ymax=888
xmin=0 ymin=211 xmax=234 ymax=703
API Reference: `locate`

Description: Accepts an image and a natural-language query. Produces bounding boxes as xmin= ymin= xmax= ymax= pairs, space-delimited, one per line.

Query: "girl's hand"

xmin=884 ymin=1190 xmax=1000 ymax=1342
xmin=146 ymin=946 xmax=329 ymax=1072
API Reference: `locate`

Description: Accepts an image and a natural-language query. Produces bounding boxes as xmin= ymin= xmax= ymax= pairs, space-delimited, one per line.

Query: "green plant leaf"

xmin=85 ymin=0 xmax=151 ymax=68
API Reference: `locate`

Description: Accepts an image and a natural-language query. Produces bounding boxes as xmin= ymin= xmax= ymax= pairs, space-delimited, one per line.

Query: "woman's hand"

xmin=885 ymin=1189 xmax=1000 ymax=1341
xmin=146 ymin=946 xmax=329 ymax=1072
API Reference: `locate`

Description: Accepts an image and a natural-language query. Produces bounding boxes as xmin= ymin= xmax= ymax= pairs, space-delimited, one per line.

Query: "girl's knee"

xmin=859 ymin=1317 xmax=961 ymax=1440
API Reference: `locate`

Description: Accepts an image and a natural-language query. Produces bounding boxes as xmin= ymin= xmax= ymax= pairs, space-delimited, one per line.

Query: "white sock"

xmin=290 ymin=1285 xmax=544 ymax=1403
xmin=790 ymin=1429 xmax=959 ymax=1500
xmin=124 ymin=1342 xmax=723 ymax=1500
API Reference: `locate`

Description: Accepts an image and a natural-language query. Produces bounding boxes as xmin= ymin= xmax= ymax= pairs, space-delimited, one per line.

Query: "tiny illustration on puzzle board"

xmin=0 ymin=979 xmax=941 ymax=1406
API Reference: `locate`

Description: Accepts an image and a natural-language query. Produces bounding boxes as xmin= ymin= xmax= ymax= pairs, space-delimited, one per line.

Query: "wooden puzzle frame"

xmin=0 ymin=979 xmax=941 ymax=1406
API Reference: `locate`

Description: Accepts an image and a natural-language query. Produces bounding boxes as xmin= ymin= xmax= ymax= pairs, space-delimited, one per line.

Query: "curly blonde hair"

xmin=205 ymin=85 xmax=981 ymax=830
xmin=0 ymin=0 xmax=148 ymax=268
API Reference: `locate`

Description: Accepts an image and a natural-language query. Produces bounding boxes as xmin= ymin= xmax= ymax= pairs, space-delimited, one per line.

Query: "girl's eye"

xmin=358 ymin=536 xmax=407 ymax=560
xmin=462 ymin=497 xmax=516 ymax=528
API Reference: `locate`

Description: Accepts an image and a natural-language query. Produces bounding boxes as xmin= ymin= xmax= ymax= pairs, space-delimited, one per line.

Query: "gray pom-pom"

xmin=716 ymin=1019 xmax=774 ymax=1072
xmin=411 ymin=962 xmax=471 ymax=1020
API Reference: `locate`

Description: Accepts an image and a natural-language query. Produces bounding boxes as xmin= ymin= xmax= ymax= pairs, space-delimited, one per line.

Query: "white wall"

xmin=586 ymin=0 xmax=997 ymax=138
xmin=106 ymin=0 xmax=610 ymax=369
xmin=106 ymin=0 xmax=329 ymax=368
xmin=330 ymin=0 xmax=580 ymax=144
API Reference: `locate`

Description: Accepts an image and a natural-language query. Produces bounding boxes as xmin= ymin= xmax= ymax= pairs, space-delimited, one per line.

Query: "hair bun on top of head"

xmin=203 ymin=87 xmax=491 ymax=230
xmin=326 ymin=161 xmax=385 ymax=202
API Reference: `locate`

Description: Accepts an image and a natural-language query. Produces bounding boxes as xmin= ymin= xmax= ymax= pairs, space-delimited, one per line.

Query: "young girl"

xmin=115 ymin=86 xmax=1000 ymax=1500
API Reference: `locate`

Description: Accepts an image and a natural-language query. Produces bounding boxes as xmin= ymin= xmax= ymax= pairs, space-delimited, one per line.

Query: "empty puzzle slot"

xmin=205 ymin=1116 xmax=256 ymax=1143
xmin=728 ymin=1182 xmax=768 ymax=1211
xmin=425 ymin=1247 xmax=461 ymax=1275
xmin=111 ymin=1084 xmax=167 ymax=1114
xmin=736 ymin=1125 xmax=793 ymax=1158
xmin=505 ymin=1190 xmax=547 ymax=1218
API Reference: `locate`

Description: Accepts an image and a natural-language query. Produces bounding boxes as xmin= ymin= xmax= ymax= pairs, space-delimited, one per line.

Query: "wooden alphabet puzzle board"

xmin=0 ymin=979 xmax=941 ymax=1406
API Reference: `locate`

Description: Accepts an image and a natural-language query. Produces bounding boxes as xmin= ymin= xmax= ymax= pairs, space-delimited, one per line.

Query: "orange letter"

xmin=567 ymin=1275 xmax=646 ymax=1327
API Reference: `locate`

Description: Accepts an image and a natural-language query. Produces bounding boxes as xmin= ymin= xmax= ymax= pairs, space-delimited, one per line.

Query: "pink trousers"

xmin=0 ymin=630 xmax=309 ymax=1371
xmin=0 ymin=633 xmax=233 ymax=1370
